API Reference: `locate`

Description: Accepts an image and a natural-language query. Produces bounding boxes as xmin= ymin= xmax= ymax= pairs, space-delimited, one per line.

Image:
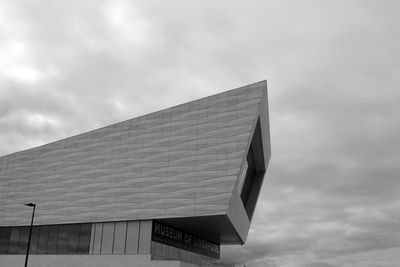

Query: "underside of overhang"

xmin=158 ymin=215 xmax=244 ymax=245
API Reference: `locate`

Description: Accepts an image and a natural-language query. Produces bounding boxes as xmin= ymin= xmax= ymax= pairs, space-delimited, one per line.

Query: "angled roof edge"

xmin=225 ymin=80 xmax=270 ymax=243
xmin=0 ymin=80 xmax=267 ymax=160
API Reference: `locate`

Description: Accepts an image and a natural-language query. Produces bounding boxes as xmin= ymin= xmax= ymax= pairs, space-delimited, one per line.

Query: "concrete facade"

xmin=0 ymin=81 xmax=270 ymax=266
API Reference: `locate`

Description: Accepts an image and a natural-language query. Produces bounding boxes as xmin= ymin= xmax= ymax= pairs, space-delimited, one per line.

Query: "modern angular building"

xmin=0 ymin=81 xmax=271 ymax=267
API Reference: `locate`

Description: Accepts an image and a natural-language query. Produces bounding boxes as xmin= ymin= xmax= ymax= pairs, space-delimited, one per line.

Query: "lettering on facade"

xmin=152 ymin=221 xmax=220 ymax=259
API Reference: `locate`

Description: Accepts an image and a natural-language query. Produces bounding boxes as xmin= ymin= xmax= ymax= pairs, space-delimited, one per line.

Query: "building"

xmin=0 ymin=81 xmax=271 ymax=267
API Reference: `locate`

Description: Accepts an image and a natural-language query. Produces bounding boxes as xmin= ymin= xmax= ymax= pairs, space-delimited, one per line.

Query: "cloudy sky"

xmin=0 ymin=0 xmax=399 ymax=266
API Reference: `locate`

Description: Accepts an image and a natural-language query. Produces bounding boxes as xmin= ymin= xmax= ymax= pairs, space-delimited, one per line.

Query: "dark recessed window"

xmin=57 ymin=224 xmax=70 ymax=254
xmin=47 ymin=224 xmax=59 ymax=254
xmin=37 ymin=225 xmax=50 ymax=254
xmin=0 ymin=223 xmax=92 ymax=255
xmin=239 ymin=118 xmax=265 ymax=220
xmin=68 ymin=224 xmax=80 ymax=254
xmin=30 ymin=226 xmax=40 ymax=254
xmin=240 ymin=146 xmax=257 ymax=206
xmin=8 ymin=227 xmax=20 ymax=254
xmin=17 ymin=226 xmax=29 ymax=254
xmin=0 ymin=227 xmax=11 ymax=254
xmin=78 ymin=224 xmax=91 ymax=254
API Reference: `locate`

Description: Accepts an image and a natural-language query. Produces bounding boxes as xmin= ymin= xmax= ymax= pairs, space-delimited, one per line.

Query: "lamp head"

xmin=24 ymin=203 xmax=36 ymax=207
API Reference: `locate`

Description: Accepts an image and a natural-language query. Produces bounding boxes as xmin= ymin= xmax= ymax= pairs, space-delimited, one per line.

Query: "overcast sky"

xmin=0 ymin=0 xmax=399 ymax=266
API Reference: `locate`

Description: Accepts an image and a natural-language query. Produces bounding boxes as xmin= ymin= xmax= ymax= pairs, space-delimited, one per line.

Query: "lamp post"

xmin=24 ymin=203 xmax=36 ymax=267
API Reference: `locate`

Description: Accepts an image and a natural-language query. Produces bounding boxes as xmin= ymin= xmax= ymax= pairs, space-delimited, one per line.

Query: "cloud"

xmin=332 ymin=247 xmax=400 ymax=267
xmin=305 ymin=263 xmax=340 ymax=267
xmin=0 ymin=0 xmax=399 ymax=266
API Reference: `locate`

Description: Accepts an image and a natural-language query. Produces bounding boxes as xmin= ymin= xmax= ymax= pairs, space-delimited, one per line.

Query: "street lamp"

xmin=24 ymin=203 xmax=36 ymax=267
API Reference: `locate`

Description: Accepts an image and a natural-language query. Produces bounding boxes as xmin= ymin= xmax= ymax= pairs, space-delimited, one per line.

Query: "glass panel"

xmin=162 ymin=242 xmax=169 ymax=258
xmin=113 ymin=221 xmax=127 ymax=254
xmin=78 ymin=224 xmax=91 ymax=254
xmin=125 ymin=221 xmax=139 ymax=254
xmin=17 ymin=226 xmax=29 ymax=254
xmin=92 ymin=223 xmax=102 ymax=254
xmin=8 ymin=227 xmax=20 ymax=254
xmin=89 ymin=224 xmax=95 ymax=254
xmin=100 ymin=222 xmax=114 ymax=254
xmin=152 ymin=241 xmax=182 ymax=260
xmin=57 ymin=224 xmax=70 ymax=254
xmin=0 ymin=227 xmax=11 ymax=254
xmin=138 ymin=221 xmax=152 ymax=254
xmin=240 ymin=147 xmax=256 ymax=206
xmin=151 ymin=241 xmax=163 ymax=260
xmin=68 ymin=224 xmax=80 ymax=254
xmin=46 ymin=224 xmax=59 ymax=254
xmin=169 ymin=245 xmax=179 ymax=259
xmin=37 ymin=225 xmax=49 ymax=254
xmin=237 ymin=161 xmax=248 ymax=193
xmin=30 ymin=226 xmax=40 ymax=254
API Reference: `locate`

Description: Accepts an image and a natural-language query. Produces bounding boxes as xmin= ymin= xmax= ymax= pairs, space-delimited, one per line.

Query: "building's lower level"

xmin=0 ymin=254 xmax=194 ymax=267
xmin=0 ymin=220 xmax=238 ymax=267
xmin=0 ymin=254 xmax=239 ymax=267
